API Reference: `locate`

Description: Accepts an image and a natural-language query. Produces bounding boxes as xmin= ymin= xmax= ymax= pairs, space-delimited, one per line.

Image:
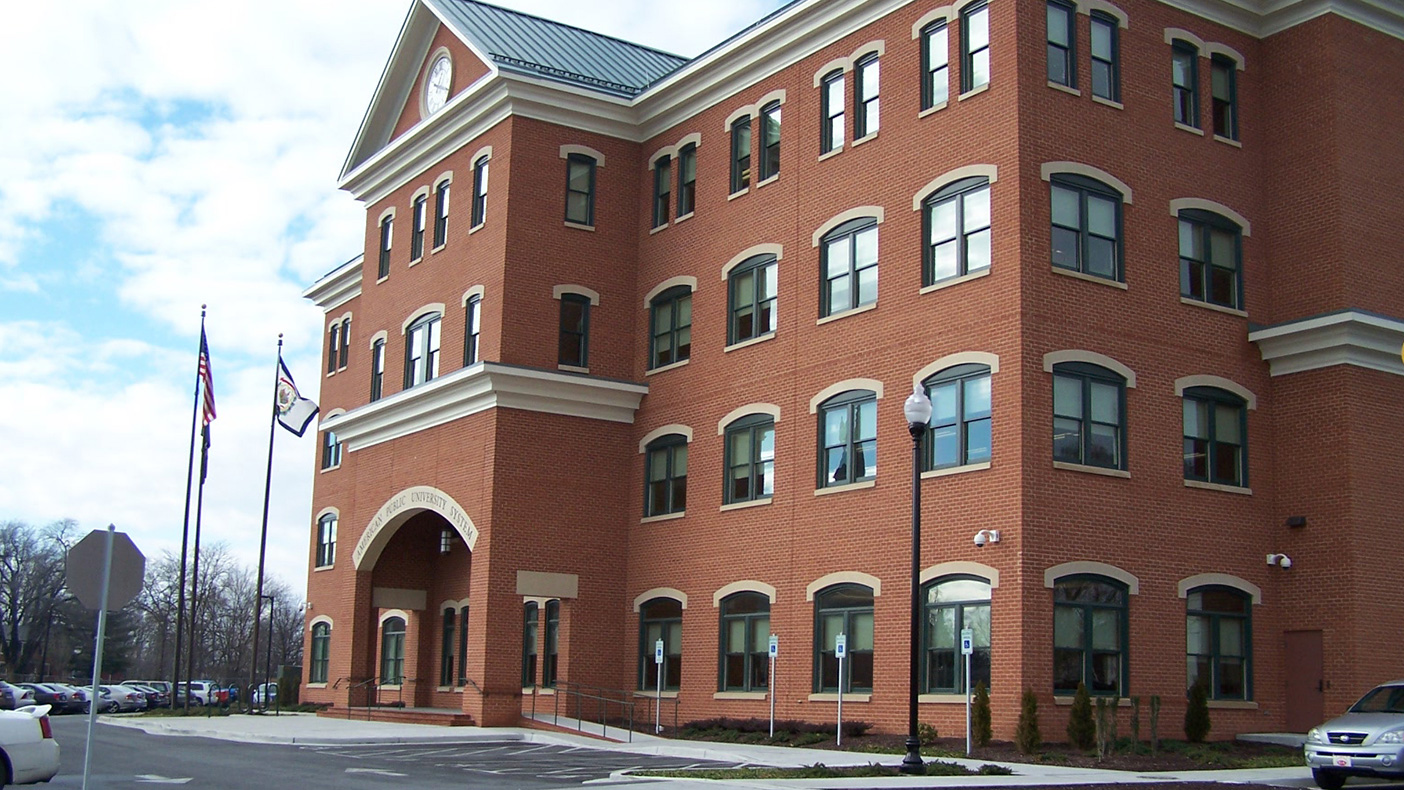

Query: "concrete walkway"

xmin=102 ymin=712 xmax=1318 ymax=787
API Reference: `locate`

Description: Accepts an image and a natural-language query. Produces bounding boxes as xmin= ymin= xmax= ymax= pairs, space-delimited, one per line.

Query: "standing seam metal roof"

xmin=428 ymin=0 xmax=690 ymax=96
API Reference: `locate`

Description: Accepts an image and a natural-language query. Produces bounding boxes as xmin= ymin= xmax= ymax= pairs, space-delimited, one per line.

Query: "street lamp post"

xmin=901 ymin=385 xmax=933 ymax=775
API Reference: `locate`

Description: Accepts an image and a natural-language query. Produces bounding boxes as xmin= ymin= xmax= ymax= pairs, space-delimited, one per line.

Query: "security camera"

xmin=973 ymin=529 xmax=1000 ymax=548
xmin=1266 ymin=553 xmax=1292 ymax=569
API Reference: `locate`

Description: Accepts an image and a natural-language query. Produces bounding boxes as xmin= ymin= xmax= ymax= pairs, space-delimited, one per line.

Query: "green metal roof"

xmin=429 ymin=0 xmax=689 ymax=97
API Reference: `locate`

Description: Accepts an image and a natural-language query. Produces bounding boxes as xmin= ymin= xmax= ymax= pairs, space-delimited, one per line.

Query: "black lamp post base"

xmin=899 ymin=736 xmax=925 ymax=774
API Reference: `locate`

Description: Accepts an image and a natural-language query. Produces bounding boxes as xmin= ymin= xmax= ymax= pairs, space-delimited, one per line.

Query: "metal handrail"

xmin=540 ymin=680 xmax=679 ymax=742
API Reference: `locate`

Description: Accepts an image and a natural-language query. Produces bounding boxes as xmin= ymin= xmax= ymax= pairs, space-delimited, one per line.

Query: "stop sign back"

xmin=67 ymin=527 xmax=145 ymax=610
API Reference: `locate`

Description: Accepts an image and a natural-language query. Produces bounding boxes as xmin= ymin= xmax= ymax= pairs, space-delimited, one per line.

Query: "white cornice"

xmin=303 ymin=255 xmax=364 ymax=311
xmin=1154 ymin=0 xmax=1403 ymax=40
xmin=1248 ymin=310 xmax=1404 ymax=376
xmin=322 ymin=362 xmax=648 ymax=451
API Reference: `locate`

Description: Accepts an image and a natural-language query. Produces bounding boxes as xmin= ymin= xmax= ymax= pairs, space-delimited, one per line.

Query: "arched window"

xmin=1090 ymin=12 xmax=1120 ymax=102
xmin=1050 ymin=174 xmax=1122 ymax=281
xmin=921 ymin=21 xmax=949 ymax=109
xmin=1053 ymin=576 xmax=1127 ymax=696
xmin=464 ymin=296 xmax=481 ymax=365
xmin=1047 ymin=0 xmax=1075 ymax=88
xmin=377 ymin=213 xmax=393 ymax=279
xmin=1172 ymin=40 xmax=1199 ymax=127
xmin=961 ymin=2 xmax=991 ymax=93
xmin=1052 ymin=362 xmax=1126 ymax=470
xmin=1187 ymin=586 xmax=1250 ymax=700
xmin=1183 ymin=387 xmax=1247 ymax=487
xmin=728 ymin=254 xmax=777 ymax=345
xmin=923 ymin=364 xmax=991 ymax=470
xmin=543 ymin=600 xmax=560 ymax=688
xmin=321 ymin=429 xmax=342 ymax=471
xmin=818 ymin=390 xmax=877 ymax=487
xmin=1178 ymin=209 xmax=1243 ymax=310
xmin=653 ymin=155 xmax=671 ymax=228
xmin=639 ymin=597 xmax=682 ymax=691
xmin=759 ymin=101 xmax=781 ymax=181
xmin=564 ymin=154 xmax=596 ymax=225
xmin=456 ymin=606 xmax=469 ymax=686
xmin=558 ymin=294 xmax=590 ymax=368
xmin=326 ymin=322 xmax=340 ymax=374
xmin=369 ymin=337 xmax=386 ymax=401
xmin=820 ymin=218 xmax=878 ymax=316
xmin=471 ymin=155 xmax=489 ymax=227
xmin=440 ymin=608 xmax=456 ymax=687
xmin=724 ymin=414 xmax=775 ymax=504
xmin=730 ymin=115 xmax=751 ymax=193
xmin=922 ymin=576 xmax=991 ymax=693
xmin=1211 ymin=55 xmax=1238 ymax=140
xmin=522 ymin=602 xmax=538 ymax=687
xmin=434 ymin=179 xmax=450 ymax=248
xmin=821 ymin=70 xmax=845 ymax=153
xmin=644 ymin=434 xmax=688 ymax=516
xmin=411 ymin=192 xmax=428 ymax=260
xmin=924 ymin=176 xmax=990 ymax=285
xmin=339 ymin=318 xmax=351 ymax=369
xmin=677 ymin=144 xmax=697 ymax=217
xmin=315 ymin=513 xmax=337 ymax=568
xmin=404 ymin=312 xmax=442 ymax=388
xmin=380 ymin=617 xmax=406 ymax=684
xmin=309 ymin=623 xmax=330 ymax=684
xmin=649 ymin=285 xmax=692 ymax=369
xmin=814 ymin=584 xmax=874 ymax=693
xmin=854 ymin=54 xmax=880 ymax=139
xmin=719 ymin=592 xmax=770 ymax=691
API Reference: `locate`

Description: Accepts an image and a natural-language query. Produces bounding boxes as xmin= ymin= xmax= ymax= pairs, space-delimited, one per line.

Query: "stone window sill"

xmin=815 ymin=479 xmax=875 ymax=497
xmin=919 ymin=693 xmax=968 ymax=704
xmin=921 ymin=268 xmax=989 ymax=294
xmin=564 ymin=221 xmax=595 ymax=232
xmin=958 ymin=83 xmax=990 ymax=101
xmin=1053 ymin=461 xmax=1130 ymax=479
xmin=306 ymin=683 xmax=327 ymax=690
xmin=646 ymin=358 xmax=689 ymax=376
xmin=756 ymin=175 xmax=779 ymax=189
xmin=721 ymin=498 xmax=772 ymax=512
xmin=725 ymin=333 xmax=776 ymax=353
xmin=650 ymin=223 xmax=668 ymax=235
xmin=1185 ymin=479 xmax=1252 ymax=495
xmin=1213 ymin=134 xmax=1242 ymax=148
xmin=818 ymin=147 xmax=843 ymax=163
xmin=1174 ymin=122 xmax=1205 ymax=137
xmin=918 ymin=101 xmax=948 ymax=119
xmin=431 ymin=244 xmax=446 ymax=255
xmin=1208 ymin=700 xmax=1257 ymax=710
xmin=1052 ymin=266 xmax=1127 ymax=290
xmin=852 ymin=132 xmax=877 ymax=147
xmin=809 ymin=693 xmax=871 ymax=703
xmin=922 ymin=461 xmax=990 ymax=480
xmin=1180 ymin=297 xmax=1247 ymax=318
xmin=314 ymin=564 xmax=335 ymax=572
xmin=635 ymin=690 xmax=679 ymax=699
xmin=1091 ymin=95 xmax=1123 ymax=110
xmin=376 ymin=275 xmax=388 ymax=284
xmin=728 ymin=188 xmax=749 ymax=201
xmin=1048 ymin=81 xmax=1081 ymax=96
xmin=557 ymin=364 xmax=589 ymax=374
xmin=469 ymin=222 xmax=485 ymax=235
xmin=816 ymin=302 xmax=876 ymax=326
xmin=641 ymin=511 xmax=685 ymax=524
xmin=319 ymin=464 xmax=341 ymax=474
xmin=674 ymin=212 xmax=694 ymax=224
xmin=714 ymin=691 xmax=768 ymax=701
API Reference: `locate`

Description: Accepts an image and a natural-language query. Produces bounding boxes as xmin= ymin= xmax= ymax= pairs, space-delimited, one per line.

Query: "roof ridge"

xmin=455 ymin=0 xmax=689 ymax=63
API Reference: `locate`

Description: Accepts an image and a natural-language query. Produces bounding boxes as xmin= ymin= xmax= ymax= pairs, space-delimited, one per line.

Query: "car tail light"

xmin=40 ymin=715 xmax=53 ymax=739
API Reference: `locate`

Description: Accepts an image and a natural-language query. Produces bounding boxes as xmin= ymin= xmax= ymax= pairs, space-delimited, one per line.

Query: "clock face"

xmin=426 ymin=56 xmax=452 ymax=114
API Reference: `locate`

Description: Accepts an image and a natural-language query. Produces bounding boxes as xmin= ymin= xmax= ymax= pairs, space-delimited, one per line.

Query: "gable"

xmin=389 ymin=22 xmax=492 ymax=145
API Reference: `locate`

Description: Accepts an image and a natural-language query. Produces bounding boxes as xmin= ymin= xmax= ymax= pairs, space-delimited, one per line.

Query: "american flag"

xmin=199 ymin=329 xmax=217 ymax=425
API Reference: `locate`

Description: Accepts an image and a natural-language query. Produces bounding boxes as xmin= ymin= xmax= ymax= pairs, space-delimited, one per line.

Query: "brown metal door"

xmin=1285 ymin=630 xmax=1324 ymax=732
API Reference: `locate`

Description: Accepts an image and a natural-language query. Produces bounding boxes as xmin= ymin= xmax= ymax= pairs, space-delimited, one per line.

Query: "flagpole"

xmin=249 ymin=335 xmax=282 ymax=707
xmin=185 ymin=424 xmax=209 ymax=703
xmin=172 ymin=306 xmax=206 ymax=709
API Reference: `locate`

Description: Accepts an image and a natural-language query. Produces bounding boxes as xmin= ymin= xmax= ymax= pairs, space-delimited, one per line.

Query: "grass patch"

xmin=140 ymin=706 xmax=233 ymax=718
xmin=635 ymin=760 xmax=1012 ymax=780
xmin=1153 ymin=739 xmax=1301 ymax=768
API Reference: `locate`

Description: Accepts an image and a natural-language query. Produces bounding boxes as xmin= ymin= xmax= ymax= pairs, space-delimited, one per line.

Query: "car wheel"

xmin=106 ymin=701 xmax=120 ymax=713
xmin=1312 ymin=768 xmax=1347 ymax=790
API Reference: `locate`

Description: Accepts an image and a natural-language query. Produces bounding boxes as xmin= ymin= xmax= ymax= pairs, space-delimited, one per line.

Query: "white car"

xmin=250 ymin=683 xmax=278 ymax=706
xmin=0 ymin=704 xmax=60 ymax=786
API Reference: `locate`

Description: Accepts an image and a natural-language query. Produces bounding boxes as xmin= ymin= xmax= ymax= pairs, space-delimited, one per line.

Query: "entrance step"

xmin=319 ymin=706 xmax=477 ymax=727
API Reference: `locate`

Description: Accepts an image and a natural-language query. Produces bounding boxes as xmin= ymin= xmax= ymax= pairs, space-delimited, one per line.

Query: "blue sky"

xmin=0 ymin=0 xmax=775 ymax=595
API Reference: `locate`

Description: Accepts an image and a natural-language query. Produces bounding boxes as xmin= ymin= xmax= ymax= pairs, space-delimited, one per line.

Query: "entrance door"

xmin=1285 ymin=630 xmax=1324 ymax=732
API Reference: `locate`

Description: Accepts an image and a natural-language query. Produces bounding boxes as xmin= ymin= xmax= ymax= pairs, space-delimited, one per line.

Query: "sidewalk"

xmin=101 ymin=712 xmax=1315 ymax=787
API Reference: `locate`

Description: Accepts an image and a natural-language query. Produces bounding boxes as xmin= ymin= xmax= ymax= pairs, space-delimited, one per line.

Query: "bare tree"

xmin=0 ymin=519 xmax=76 ymax=676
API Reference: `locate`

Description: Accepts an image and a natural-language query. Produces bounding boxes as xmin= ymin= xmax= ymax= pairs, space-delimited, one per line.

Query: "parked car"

xmin=1304 ymin=679 xmax=1404 ymax=789
xmin=17 ymin=684 xmax=71 ymax=713
xmin=250 ymin=683 xmax=278 ymax=707
xmin=0 ymin=704 xmax=60 ymax=786
xmin=44 ymin=683 xmax=89 ymax=714
xmin=174 ymin=680 xmax=218 ymax=706
xmin=0 ymin=682 xmax=35 ymax=711
xmin=110 ymin=685 xmax=147 ymax=712
xmin=125 ymin=684 xmax=167 ymax=709
xmin=128 ymin=680 xmax=172 ymax=701
xmin=92 ymin=685 xmax=142 ymax=713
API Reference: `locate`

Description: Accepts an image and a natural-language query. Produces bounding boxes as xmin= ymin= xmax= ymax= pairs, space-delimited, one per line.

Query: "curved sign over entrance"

xmin=353 ymin=486 xmax=479 ymax=570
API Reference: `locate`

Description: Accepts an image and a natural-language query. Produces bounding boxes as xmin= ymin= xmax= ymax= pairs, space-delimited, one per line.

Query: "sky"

xmin=0 ymin=0 xmax=779 ymax=598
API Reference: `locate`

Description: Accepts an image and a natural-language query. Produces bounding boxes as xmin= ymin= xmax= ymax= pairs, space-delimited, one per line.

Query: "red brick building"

xmin=302 ymin=0 xmax=1404 ymax=739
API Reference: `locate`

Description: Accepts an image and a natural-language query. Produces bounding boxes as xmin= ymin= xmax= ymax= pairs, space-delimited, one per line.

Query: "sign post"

xmin=835 ymin=632 xmax=847 ymax=746
xmin=67 ymin=526 xmax=145 ymax=790
xmin=961 ymin=626 xmax=974 ymax=757
xmin=768 ymin=634 xmax=778 ymax=738
xmin=654 ymin=638 xmax=664 ymax=733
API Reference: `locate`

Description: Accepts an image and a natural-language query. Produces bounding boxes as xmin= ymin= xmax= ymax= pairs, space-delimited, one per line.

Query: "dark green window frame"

xmin=1178 ymin=209 xmax=1242 ymax=310
xmin=649 ymin=285 xmax=691 ymax=370
xmin=1211 ymin=55 xmax=1238 ymax=140
xmin=813 ymin=584 xmax=874 ymax=693
xmin=1053 ymin=576 xmax=1127 ymax=696
xmin=677 ymin=144 xmax=697 ymax=217
xmin=522 ymin=601 xmax=538 ymax=687
xmin=557 ymin=294 xmax=589 ymax=368
xmin=326 ymin=322 xmax=340 ymax=373
xmin=404 ymin=312 xmax=442 ymax=388
xmin=821 ymin=70 xmax=845 ymax=153
xmin=1050 ymin=174 xmax=1123 ymax=281
xmin=321 ymin=429 xmax=341 ymax=470
xmin=820 ymin=217 xmax=878 ymax=316
xmin=818 ymin=390 xmax=877 ymax=488
xmin=639 ymin=597 xmax=682 ymax=691
xmin=854 ymin=54 xmax=879 ymax=139
xmin=921 ymin=575 xmax=991 ymax=693
xmin=1047 ymin=0 xmax=1076 ymax=88
xmin=456 ymin=607 xmax=469 ymax=686
xmin=727 ymin=254 xmax=777 ymax=345
xmin=1183 ymin=386 xmax=1247 ymax=487
xmin=759 ymin=102 xmax=781 ymax=181
xmin=463 ymin=296 xmax=481 ymax=366
xmin=380 ymin=616 xmax=406 ymax=684
xmin=1186 ymin=586 xmax=1251 ymax=701
xmin=1090 ymin=12 xmax=1119 ymax=102
xmin=921 ymin=21 xmax=949 ymax=110
xmin=653 ymin=155 xmax=671 ymax=228
xmin=564 ymin=154 xmax=596 ymax=225
xmin=644 ymin=434 xmax=688 ymax=516
xmin=923 ymin=364 xmax=992 ymax=471
xmin=369 ymin=338 xmax=385 ymax=401
xmin=440 ymin=608 xmax=455 ymax=687
xmin=724 ymin=414 xmax=775 ymax=504
xmin=315 ymin=514 xmax=336 ymax=568
xmin=730 ymin=115 xmax=751 ymax=193
xmin=433 ymin=179 xmax=450 ymax=248
xmin=309 ymin=623 xmax=330 ymax=684
xmin=1052 ymin=362 xmax=1127 ymax=470
xmin=543 ymin=600 xmax=560 ymax=688
xmin=1172 ymin=41 xmax=1199 ymax=127
xmin=471 ymin=155 xmax=489 ymax=227
xmin=719 ymin=592 xmax=770 ymax=691
xmin=923 ymin=176 xmax=990 ymax=285
xmin=339 ymin=318 xmax=350 ymax=369
xmin=410 ymin=192 xmax=427 ymax=260
xmin=377 ymin=215 xmax=392 ymax=279
xmin=961 ymin=2 xmax=990 ymax=94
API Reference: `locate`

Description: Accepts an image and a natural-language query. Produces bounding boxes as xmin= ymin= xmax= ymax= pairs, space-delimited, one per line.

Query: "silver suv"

xmin=1305 ymin=680 xmax=1404 ymax=789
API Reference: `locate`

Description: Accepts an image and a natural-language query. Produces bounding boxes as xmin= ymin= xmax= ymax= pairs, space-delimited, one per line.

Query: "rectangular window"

xmin=1053 ymin=365 xmax=1126 ymax=470
xmin=1211 ymin=56 xmax=1237 ymax=140
xmin=725 ymin=417 xmax=775 ymax=504
xmin=463 ymin=297 xmax=481 ymax=365
xmin=1172 ymin=42 xmax=1199 ymax=127
xmin=471 ymin=156 xmax=489 ymax=227
xmin=822 ymin=220 xmax=878 ymax=316
xmin=558 ymin=294 xmax=589 ymax=368
xmin=411 ymin=194 xmax=427 ymax=260
xmin=1090 ymin=13 xmax=1119 ymax=102
xmin=653 ymin=156 xmax=671 ymax=228
xmin=370 ymin=339 xmax=385 ymax=401
xmin=321 ymin=430 xmax=341 ymax=470
xmin=820 ymin=393 xmax=877 ymax=487
xmin=316 ymin=515 xmax=337 ymax=568
xmin=922 ymin=23 xmax=949 ymax=110
xmin=677 ymin=144 xmax=696 ymax=217
xmin=961 ymin=3 xmax=990 ymax=94
xmin=924 ymin=368 xmax=992 ymax=470
xmin=405 ymin=315 xmax=442 ymax=388
xmin=854 ymin=56 xmax=879 ymax=138
xmin=339 ymin=318 xmax=350 ymax=369
xmin=522 ymin=603 xmax=538 ymax=687
xmin=378 ymin=216 xmax=392 ymax=279
xmin=456 ymin=607 xmax=469 ymax=686
xmin=433 ymin=181 xmax=449 ymax=248
xmin=326 ymin=323 xmax=339 ymax=374
xmin=728 ymin=255 xmax=777 ymax=345
xmin=564 ymin=155 xmax=596 ymax=226
xmin=821 ymin=71 xmax=845 ymax=153
xmin=1047 ymin=0 xmax=1075 ymax=87
xmin=543 ymin=601 xmax=559 ymax=688
xmin=645 ymin=437 xmax=688 ymax=516
xmin=440 ymin=609 xmax=455 ymax=687
xmin=924 ymin=178 xmax=991 ymax=285
xmin=730 ymin=116 xmax=751 ymax=193
xmin=1183 ymin=392 xmax=1246 ymax=487
xmin=1179 ymin=213 xmax=1242 ymax=309
xmin=759 ymin=103 xmax=781 ymax=181
xmin=649 ymin=288 xmax=692 ymax=369
xmin=310 ymin=625 xmax=330 ymax=684
xmin=1050 ymin=178 xmax=1122 ymax=281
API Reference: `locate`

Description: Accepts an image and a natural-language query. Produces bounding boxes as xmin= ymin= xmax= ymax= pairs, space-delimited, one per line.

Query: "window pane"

xmin=966 ymin=229 xmax=991 ymax=272
xmin=1088 ymin=423 xmax=1118 ymax=466
xmin=851 ymin=612 xmax=874 ymax=650
xmin=824 ymin=407 xmax=848 ymax=446
xmin=730 ymin=431 xmax=751 ymax=465
xmin=1184 ymin=399 xmax=1208 ymax=438
xmin=930 ymin=199 xmax=958 ymax=243
xmin=1210 ymin=228 xmax=1236 ymax=266
xmin=928 ymin=26 xmax=948 ymax=68
xmin=1051 ymin=227 xmax=1079 ymax=269
xmin=1210 ymin=266 xmax=1236 ymax=305
xmin=931 ymin=241 xmax=958 ymax=280
xmin=1180 ymin=220 xmax=1201 ymax=258
xmin=1186 ymin=614 xmax=1208 ymax=653
xmin=1047 ymin=4 xmax=1070 ymax=46
xmin=931 ymin=382 xmax=957 ymax=423
xmin=566 ymin=193 xmax=589 ymax=223
xmin=1054 ymin=418 xmax=1082 ymax=462
xmin=964 ymin=375 xmax=991 ymax=417
xmin=933 ymin=424 xmax=959 ymax=467
xmin=857 ymin=265 xmax=878 ymax=304
xmin=967 ymin=418 xmax=992 ymax=462
xmin=673 ymin=445 xmax=687 ymax=476
xmin=826 ymin=78 xmax=844 ymax=110
xmin=854 ymin=227 xmax=878 ymax=268
xmin=826 ymin=237 xmax=851 ymax=277
xmin=1091 ymin=20 xmax=1112 ymax=59
xmin=761 ymin=263 xmax=777 ymax=300
xmin=1053 ymin=375 xmax=1082 ymax=418
xmin=1086 ymin=237 xmax=1115 ymax=278
xmin=1087 ymin=195 xmax=1116 ymax=237
xmin=1215 ymin=403 xmax=1241 ymax=443
xmin=752 ymin=617 xmax=771 ymax=652
xmin=964 ymin=187 xmax=990 ymax=231
xmin=1219 ymin=618 xmax=1244 ymax=655
xmin=856 ymin=399 xmax=877 ymax=441
xmin=828 ymin=275 xmax=850 ymax=312
xmin=1091 ymin=610 xmax=1119 ymax=650
xmin=972 ymin=49 xmax=990 ymax=88
xmin=1092 ymin=61 xmax=1111 ymax=98
xmin=1054 ymin=606 xmax=1083 ymax=648
xmin=968 ymin=7 xmax=989 ymax=51
xmin=932 ymin=607 xmax=955 ymax=647
xmin=1090 ymin=380 xmax=1118 ymax=423
xmin=1172 ymin=54 xmax=1192 ymax=86
xmin=1051 ymin=186 xmax=1080 ymax=227
xmin=568 ymin=161 xmax=591 ymax=192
